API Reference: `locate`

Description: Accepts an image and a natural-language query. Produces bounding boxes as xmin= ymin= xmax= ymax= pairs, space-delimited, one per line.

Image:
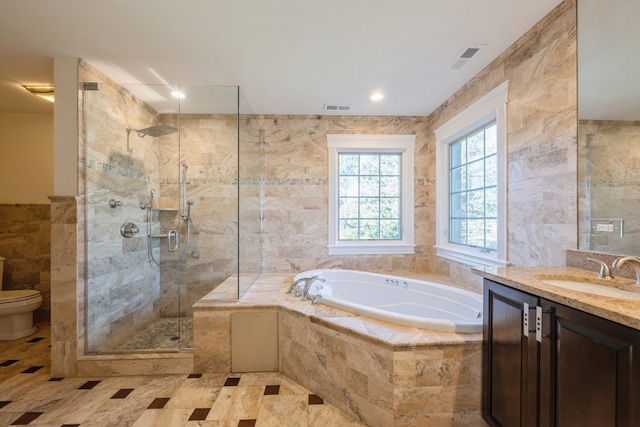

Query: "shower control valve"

xmin=120 ymin=222 xmax=140 ymax=238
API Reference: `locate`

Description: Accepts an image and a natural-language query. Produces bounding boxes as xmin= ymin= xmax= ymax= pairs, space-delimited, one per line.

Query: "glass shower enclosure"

xmin=79 ymin=62 xmax=261 ymax=353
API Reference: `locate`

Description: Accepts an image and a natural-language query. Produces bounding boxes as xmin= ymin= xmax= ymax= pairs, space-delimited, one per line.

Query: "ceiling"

xmin=0 ymin=0 xmax=565 ymax=117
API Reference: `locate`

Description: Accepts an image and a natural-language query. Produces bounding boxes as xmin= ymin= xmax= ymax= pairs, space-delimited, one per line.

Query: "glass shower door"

xmin=80 ymin=65 xmax=181 ymax=353
xmin=81 ymin=60 xmax=251 ymax=353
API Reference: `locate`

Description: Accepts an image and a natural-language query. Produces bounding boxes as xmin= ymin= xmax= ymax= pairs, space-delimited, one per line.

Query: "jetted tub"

xmin=292 ymin=269 xmax=483 ymax=333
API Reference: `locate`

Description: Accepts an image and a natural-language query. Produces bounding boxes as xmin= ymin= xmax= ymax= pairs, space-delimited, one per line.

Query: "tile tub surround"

xmin=473 ymin=265 xmax=640 ymax=331
xmin=193 ymin=274 xmax=483 ymax=427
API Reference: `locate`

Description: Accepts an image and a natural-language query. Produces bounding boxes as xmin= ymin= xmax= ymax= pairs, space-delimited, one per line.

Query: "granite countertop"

xmin=473 ymin=266 xmax=640 ymax=331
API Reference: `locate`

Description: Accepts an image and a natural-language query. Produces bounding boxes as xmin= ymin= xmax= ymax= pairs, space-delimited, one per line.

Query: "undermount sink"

xmin=539 ymin=278 xmax=640 ymax=300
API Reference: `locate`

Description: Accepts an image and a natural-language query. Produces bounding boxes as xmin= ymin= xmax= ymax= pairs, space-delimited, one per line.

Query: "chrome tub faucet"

xmin=286 ymin=278 xmax=309 ymax=295
xmin=302 ymin=276 xmax=325 ymax=298
xmin=286 ymin=275 xmax=326 ymax=299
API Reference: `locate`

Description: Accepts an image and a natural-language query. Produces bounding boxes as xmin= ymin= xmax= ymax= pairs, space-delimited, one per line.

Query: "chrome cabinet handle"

xmin=536 ymin=306 xmax=544 ymax=342
xmin=523 ymin=302 xmax=530 ymax=337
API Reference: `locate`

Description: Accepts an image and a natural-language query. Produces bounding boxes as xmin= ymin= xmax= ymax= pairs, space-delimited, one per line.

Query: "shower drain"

xmin=170 ymin=336 xmax=180 ymax=341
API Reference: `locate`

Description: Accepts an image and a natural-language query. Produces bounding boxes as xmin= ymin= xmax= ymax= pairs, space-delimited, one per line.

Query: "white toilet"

xmin=0 ymin=256 xmax=42 ymax=340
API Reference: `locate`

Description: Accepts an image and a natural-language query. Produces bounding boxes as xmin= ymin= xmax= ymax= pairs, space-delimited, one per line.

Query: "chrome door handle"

xmin=167 ymin=230 xmax=179 ymax=252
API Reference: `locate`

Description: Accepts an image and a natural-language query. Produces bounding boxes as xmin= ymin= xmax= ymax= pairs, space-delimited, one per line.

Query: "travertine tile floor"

xmin=0 ymin=324 xmax=366 ymax=426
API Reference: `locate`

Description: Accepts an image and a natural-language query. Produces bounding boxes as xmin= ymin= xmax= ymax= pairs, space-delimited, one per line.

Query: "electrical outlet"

xmin=596 ymin=224 xmax=614 ymax=232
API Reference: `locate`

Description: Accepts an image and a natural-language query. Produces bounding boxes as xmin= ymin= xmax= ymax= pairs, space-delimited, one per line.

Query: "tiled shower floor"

xmin=112 ymin=317 xmax=194 ymax=351
xmin=0 ymin=324 xmax=366 ymax=426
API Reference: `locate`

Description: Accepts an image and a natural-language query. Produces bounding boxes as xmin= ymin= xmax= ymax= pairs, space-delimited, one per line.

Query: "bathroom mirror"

xmin=577 ymin=0 xmax=640 ymax=255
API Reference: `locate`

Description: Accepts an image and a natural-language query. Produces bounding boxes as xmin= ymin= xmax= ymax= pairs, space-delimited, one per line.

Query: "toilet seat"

xmin=0 ymin=290 xmax=41 ymax=305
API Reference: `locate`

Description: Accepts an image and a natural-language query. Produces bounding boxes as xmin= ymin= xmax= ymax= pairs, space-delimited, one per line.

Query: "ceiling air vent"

xmin=449 ymin=45 xmax=484 ymax=70
xmin=323 ymin=104 xmax=351 ymax=111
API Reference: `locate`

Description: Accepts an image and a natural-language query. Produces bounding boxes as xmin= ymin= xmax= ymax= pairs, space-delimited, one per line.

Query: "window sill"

xmin=328 ymin=243 xmax=416 ymax=255
xmin=435 ymin=245 xmax=509 ymax=268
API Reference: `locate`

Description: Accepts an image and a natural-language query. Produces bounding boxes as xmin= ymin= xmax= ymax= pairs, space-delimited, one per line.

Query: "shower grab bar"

xmin=150 ymin=233 xmax=168 ymax=238
xmin=167 ymin=230 xmax=179 ymax=252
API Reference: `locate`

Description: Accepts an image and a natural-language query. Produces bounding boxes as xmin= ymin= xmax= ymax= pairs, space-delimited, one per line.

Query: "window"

xmin=327 ymin=134 xmax=416 ymax=255
xmin=449 ymin=121 xmax=497 ymax=251
xmin=435 ymin=81 xmax=509 ymax=267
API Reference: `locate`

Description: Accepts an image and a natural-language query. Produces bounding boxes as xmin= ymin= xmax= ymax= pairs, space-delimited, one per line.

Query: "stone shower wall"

xmin=578 ymin=121 xmax=640 ymax=254
xmin=156 ymin=113 xmax=241 ymax=316
xmin=0 ymin=204 xmax=51 ymax=322
xmin=79 ymin=61 xmax=162 ymax=351
xmin=238 ymin=118 xmax=263 ymax=296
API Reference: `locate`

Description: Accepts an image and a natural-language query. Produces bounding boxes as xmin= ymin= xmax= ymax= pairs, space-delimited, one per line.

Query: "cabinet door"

xmin=541 ymin=300 xmax=640 ymax=427
xmin=483 ymin=279 xmax=540 ymax=427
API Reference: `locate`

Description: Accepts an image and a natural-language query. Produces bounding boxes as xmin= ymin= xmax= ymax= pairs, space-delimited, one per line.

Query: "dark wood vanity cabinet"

xmin=483 ymin=279 xmax=640 ymax=427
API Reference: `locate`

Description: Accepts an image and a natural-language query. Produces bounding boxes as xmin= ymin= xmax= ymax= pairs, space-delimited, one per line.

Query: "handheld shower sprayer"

xmin=181 ymin=163 xmax=195 ymax=221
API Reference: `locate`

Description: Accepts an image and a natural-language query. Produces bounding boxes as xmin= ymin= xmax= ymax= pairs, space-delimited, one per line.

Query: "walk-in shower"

xmin=80 ymin=68 xmax=261 ymax=354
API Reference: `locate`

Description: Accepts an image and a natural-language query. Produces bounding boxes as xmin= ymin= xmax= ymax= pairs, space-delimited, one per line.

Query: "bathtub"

xmin=292 ymin=269 xmax=483 ymax=333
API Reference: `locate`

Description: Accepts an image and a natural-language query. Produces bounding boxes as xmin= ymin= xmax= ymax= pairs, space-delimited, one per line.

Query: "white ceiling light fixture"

xmin=370 ymin=92 xmax=384 ymax=102
xmin=22 ymin=85 xmax=54 ymax=103
xmin=171 ymin=90 xmax=186 ymax=99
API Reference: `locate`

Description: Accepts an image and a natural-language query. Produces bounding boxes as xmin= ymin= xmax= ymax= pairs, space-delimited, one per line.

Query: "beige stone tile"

xmin=131 ymin=408 xmax=193 ymax=427
xmin=166 ymin=384 xmax=221 ymax=409
xmin=308 ymin=404 xmax=367 ymax=427
xmin=255 ymin=394 xmax=308 ymax=427
xmin=34 ymin=388 xmax=114 ymax=425
xmin=207 ymin=385 xmax=264 ymax=420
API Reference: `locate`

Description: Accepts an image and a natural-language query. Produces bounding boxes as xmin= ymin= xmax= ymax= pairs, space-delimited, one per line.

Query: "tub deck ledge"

xmin=193 ymin=273 xmax=482 ymax=350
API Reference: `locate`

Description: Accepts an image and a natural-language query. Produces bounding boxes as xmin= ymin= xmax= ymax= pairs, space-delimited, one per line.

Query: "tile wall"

xmin=0 ymin=204 xmax=51 ymax=322
xmin=255 ymin=115 xmax=431 ymax=275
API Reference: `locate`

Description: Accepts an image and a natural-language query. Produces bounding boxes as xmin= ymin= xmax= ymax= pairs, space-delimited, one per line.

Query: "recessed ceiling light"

xmin=22 ymin=85 xmax=54 ymax=103
xmin=171 ymin=90 xmax=186 ymax=99
xmin=370 ymin=92 xmax=384 ymax=102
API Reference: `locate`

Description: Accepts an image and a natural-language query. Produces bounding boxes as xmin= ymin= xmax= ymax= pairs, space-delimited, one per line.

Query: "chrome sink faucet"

xmin=612 ymin=256 xmax=640 ymax=284
xmin=587 ymin=258 xmax=614 ymax=279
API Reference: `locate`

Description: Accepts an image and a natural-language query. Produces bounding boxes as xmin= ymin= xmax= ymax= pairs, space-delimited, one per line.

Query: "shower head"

xmin=126 ymin=124 xmax=178 ymax=138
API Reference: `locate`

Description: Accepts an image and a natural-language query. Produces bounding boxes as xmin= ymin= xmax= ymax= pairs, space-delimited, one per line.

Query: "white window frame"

xmin=327 ymin=134 xmax=416 ymax=255
xmin=434 ymin=81 xmax=509 ymax=268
